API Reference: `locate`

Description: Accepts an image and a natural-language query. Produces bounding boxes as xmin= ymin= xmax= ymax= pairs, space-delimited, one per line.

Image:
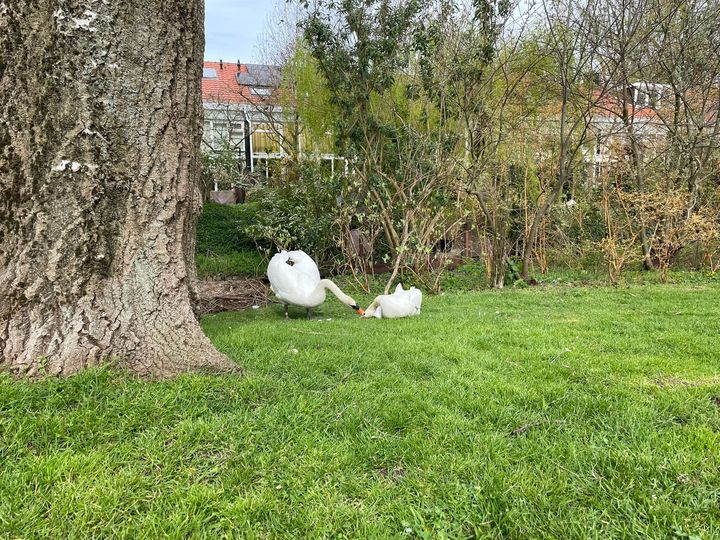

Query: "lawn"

xmin=1 ymin=284 xmax=719 ymax=538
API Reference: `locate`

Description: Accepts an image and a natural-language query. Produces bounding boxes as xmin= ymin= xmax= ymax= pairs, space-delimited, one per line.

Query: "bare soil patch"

xmin=197 ymin=278 xmax=270 ymax=314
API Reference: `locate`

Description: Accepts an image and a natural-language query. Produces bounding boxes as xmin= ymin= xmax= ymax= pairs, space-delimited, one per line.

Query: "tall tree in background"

xmin=518 ymin=0 xmax=606 ymax=280
xmin=634 ymin=0 xmax=720 ymax=277
xmin=299 ymin=0 xmax=469 ymax=293
xmin=593 ymin=0 xmax=657 ymax=269
xmin=0 ymin=0 xmax=239 ymax=377
xmin=419 ymin=0 xmax=528 ymax=288
xmin=641 ymin=0 xmax=720 ymax=213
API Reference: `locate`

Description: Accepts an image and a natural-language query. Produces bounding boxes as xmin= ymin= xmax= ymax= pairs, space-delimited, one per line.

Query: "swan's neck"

xmin=362 ymin=298 xmax=381 ymax=318
xmin=317 ymin=279 xmax=355 ymax=307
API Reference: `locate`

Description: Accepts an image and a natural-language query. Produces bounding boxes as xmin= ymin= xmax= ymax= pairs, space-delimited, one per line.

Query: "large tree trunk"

xmin=0 ymin=0 xmax=240 ymax=377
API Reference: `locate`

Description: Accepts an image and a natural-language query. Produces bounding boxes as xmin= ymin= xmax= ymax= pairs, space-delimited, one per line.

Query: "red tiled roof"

xmin=590 ymin=90 xmax=660 ymax=119
xmin=202 ymin=61 xmax=246 ymax=103
xmin=202 ymin=60 xmax=275 ymax=105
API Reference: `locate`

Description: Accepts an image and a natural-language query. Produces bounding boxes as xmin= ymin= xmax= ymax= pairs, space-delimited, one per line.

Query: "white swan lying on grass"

xmin=362 ymin=283 xmax=423 ymax=319
xmin=267 ymin=250 xmax=364 ymax=319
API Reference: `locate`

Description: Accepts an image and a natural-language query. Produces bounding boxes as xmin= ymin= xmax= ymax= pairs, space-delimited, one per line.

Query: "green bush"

xmin=200 ymin=145 xmax=247 ymax=193
xmin=245 ymin=161 xmax=343 ymax=272
xmin=196 ymin=201 xmax=262 ymax=255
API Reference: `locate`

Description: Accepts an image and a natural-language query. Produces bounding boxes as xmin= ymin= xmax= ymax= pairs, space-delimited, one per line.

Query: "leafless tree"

xmin=518 ymin=0 xmax=614 ymax=280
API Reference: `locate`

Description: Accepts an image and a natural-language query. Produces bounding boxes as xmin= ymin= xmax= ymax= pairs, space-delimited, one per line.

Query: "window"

xmin=203 ymin=68 xmax=218 ymax=79
xmin=230 ymin=122 xmax=245 ymax=141
xmin=633 ymin=83 xmax=668 ymax=109
xmin=202 ymin=118 xmax=245 ymax=149
xmin=251 ymin=123 xmax=281 ymax=154
xmin=635 ymin=88 xmax=649 ymax=107
xmin=250 ymin=87 xmax=273 ymax=97
xmin=301 ymin=130 xmax=334 ymax=154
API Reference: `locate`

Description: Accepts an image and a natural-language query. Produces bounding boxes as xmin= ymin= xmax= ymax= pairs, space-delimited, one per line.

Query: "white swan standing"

xmin=267 ymin=250 xmax=364 ymax=319
xmin=362 ymin=283 xmax=422 ymax=319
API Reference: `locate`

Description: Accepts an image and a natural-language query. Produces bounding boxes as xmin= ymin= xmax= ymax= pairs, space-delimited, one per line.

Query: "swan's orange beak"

xmin=357 ymin=308 xmax=364 ymax=316
xmin=351 ymin=304 xmax=364 ymax=316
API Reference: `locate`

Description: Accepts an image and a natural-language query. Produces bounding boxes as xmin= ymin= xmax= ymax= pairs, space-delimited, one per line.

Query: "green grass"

xmin=195 ymin=201 xmax=268 ymax=279
xmin=196 ymin=202 xmax=259 ymax=256
xmin=196 ymin=251 xmax=268 ymax=279
xmin=2 ymin=284 xmax=720 ymax=538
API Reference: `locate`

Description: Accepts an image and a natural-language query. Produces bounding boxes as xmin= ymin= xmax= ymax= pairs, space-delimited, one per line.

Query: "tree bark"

xmin=0 ymin=0 xmax=240 ymax=377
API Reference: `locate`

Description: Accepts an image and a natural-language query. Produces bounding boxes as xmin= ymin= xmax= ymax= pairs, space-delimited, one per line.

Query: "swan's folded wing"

xmin=376 ymin=295 xmax=412 ymax=318
xmin=287 ymin=250 xmax=321 ymax=282
xmin=374 ymin=286 xmax=423 ymax=318
xmin=267 ymin=251 xmax=290 ymax=294
xmin=267 ymin=251 xmax=302 ymax=302
xmin=267 ymin=250 xmax=323 ymax=306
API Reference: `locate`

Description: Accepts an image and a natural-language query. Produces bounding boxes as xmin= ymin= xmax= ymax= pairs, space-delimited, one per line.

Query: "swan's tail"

xmin=408 ymin=287 xmax=422 ymax=311
xmin=394 ymin=283 xmax=422 ymax=310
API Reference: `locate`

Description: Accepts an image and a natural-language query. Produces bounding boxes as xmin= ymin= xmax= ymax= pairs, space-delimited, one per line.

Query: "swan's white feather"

xmin=266 ymin=250 xmax=326 ymax=308
xmin=367 ymin=283 xmax=422 ymax=319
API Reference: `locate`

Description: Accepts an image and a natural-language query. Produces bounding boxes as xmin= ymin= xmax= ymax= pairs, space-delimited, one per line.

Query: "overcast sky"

xmin=204 ymin=0 xmax=276 ymax=63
